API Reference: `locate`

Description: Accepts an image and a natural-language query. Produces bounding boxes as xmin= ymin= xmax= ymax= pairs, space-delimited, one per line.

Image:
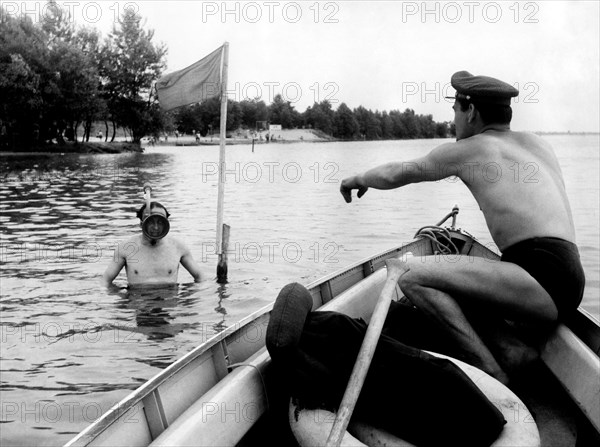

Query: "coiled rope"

xmin=414 ymin=206 xmax=460 ymax=255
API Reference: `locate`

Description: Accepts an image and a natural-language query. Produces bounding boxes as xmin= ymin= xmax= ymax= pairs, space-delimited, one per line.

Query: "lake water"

xmin=1 ymin=135 xmax=598 ymax=446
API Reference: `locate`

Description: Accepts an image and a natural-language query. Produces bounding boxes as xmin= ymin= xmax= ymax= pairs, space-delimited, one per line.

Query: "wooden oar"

xmin=325 ymin=254 xmax=412 ymax=447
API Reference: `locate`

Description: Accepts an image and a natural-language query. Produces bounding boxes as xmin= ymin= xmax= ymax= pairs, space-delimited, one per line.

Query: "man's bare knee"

xmin=398 ymin=270 xmax=413 ymax=291
xmin=398 ymin=270 xmax=424 ymax=301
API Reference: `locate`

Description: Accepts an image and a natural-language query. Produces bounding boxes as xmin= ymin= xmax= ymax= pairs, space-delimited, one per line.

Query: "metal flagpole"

xmin=216 ymin=42 xmax=229 ymax=283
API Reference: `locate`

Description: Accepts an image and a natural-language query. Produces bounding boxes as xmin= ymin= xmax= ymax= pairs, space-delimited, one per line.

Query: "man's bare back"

xmin=432 ymin=130 xmax=576 ymax=250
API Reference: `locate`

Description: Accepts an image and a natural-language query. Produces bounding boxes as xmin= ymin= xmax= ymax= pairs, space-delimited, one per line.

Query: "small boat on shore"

xmin=66 ymin=208 xmax=600 ymax=446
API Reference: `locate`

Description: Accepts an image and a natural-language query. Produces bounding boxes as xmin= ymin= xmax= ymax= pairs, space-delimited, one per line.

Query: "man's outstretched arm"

xmin=340 ymin=141 xmax=463 ymax=203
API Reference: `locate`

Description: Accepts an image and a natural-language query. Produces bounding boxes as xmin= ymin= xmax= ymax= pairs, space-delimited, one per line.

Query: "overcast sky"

xmin=9 ymin=1 xmax=600 ymax=132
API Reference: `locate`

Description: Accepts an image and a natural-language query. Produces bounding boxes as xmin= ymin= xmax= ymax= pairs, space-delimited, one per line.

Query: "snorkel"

xmin=141 ymin=185 xmax=170 ymax=245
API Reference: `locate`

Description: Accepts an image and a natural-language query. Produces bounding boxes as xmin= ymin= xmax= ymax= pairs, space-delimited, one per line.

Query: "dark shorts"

xmin=501 ymin=237 xmax=585 ymax=317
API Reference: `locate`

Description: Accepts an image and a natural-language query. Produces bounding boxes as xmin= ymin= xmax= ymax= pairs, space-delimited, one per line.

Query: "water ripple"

xmin=0 ymin=136 xmax=598 ymax=446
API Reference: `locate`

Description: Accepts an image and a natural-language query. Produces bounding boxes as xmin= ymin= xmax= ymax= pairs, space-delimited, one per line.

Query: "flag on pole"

xmin=156 ymin=45 xmax=223 ymax=111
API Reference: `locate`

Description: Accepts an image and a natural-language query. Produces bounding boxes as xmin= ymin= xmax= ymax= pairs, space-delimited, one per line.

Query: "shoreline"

xmin=0 ymin=141 xmax=142 ymax=155
xmin=3 ymin=131 xmax=595 ymax=154
xmin=161 ymin=128 xmax=336 ymax=147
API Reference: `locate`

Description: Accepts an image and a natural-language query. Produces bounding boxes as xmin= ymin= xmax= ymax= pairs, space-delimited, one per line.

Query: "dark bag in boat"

xmin=266 ymin=283 xmax=506 ymax=447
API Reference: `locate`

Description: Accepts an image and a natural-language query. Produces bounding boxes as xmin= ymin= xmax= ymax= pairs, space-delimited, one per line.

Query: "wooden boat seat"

xmin=541 ymin=324 xmax=600 ymax=432
xmin=290 ymin=353 xmax=540 ymax=447
xmin=148 ymin=349 xmax=271 ymax=447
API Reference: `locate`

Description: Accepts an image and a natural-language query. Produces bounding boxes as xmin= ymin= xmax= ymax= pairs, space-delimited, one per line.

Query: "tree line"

xmin=0 ymin=2 xmax=453 ymax=150
xmin=171 ymin=95 xmax=454 ymax=141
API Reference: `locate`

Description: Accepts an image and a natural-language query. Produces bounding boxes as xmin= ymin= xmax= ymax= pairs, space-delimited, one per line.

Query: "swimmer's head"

xmin=137 ymin=202 xmax=170 ymax=243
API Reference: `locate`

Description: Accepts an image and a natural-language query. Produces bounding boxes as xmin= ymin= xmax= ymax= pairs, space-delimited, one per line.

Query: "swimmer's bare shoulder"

xmin=115 ymin=235 xmax=144 ymax=262
xmin=170 ymin=235 xmax=202 ymax=282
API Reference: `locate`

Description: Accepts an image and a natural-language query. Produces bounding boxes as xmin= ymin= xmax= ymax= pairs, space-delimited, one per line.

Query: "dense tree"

xmin=41 ymin=0 xmax=75 ymax=45
xmin=0 ymin=3 xmax=112 ymax=146
xmin=196 ymin=97 xmax=221 ymax=135
xmin=267 ymin=94 xmax=300 ymax=129
xmin=101 ymin=8 xmax=166 ymax=143
xmin=0 ymin=12 xmax=52 ymax=145
xmin=0 ymin=53 xmax=41 ymax=145
xmin=304 ymin=101 xmax=335 ymax=135
xmin=379 ymin=111 xmax=394 ymax=139
xmin=435 ymin=121 xmax=450 ymax=138
xmin=72 ymin=27 xmax=106 ymax=141
xmin=172 ymin=95 xmax=242 ymax=136
xmin=400 ymin=108 xmax=420 ymax=138
xmin=332 ymin=103 xmax=359 ymax=139
xmin=173 ymin=105 xmax=203 ymax=135
xmin=388 ymin=110 xmax=407 ymax=138
xmin=302 ymin=103 xmax=449 ymax=141
xmin=239 ymin=99 xmax=269 ymax=130
xmin=419 ymin=114 xmax=436 ymax=139
xmin=354 ymin=106 xmax=382 ymax=140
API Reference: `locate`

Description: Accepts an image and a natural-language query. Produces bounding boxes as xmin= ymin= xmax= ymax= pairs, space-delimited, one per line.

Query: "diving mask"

xmin=142 ymin=211 xmax=170 ymax=241
xmin=141 ymin=185 xmax=170 ymax=242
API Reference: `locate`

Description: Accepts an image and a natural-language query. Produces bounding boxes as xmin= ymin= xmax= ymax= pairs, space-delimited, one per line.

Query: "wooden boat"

xmin=66 ymin=208 xmax=600 ymax=446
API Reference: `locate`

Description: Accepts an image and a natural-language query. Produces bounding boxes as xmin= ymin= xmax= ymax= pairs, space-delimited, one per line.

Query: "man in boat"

xmin=101 ymin=201 xmax=202 ymax=287
xmin=340 ymin=71 xmax=585 ymax=385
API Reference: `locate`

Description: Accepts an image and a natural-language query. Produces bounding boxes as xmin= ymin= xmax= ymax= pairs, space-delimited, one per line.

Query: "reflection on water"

xmin=1 ymin=135 xmax=598 ymax=446
xmin=213 ymin=283 xmax=230 ymax=334
xmin=111 ymin=285 xmax=190 ymax=340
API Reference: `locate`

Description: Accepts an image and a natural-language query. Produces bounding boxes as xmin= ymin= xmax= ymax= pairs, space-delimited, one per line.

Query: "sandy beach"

xmin=156 ymin=128 xmax=334 ymax=147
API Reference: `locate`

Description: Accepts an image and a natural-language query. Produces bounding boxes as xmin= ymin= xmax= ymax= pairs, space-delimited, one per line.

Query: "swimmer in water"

xmin=101 ymin=201 xmax=202 ymax=288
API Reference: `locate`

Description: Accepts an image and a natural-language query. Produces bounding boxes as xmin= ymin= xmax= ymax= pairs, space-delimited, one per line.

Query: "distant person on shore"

xmin=101 ymin=202 xmax=202 ymax=288
xmin=340 ymin=71 xmax=585 ymax=385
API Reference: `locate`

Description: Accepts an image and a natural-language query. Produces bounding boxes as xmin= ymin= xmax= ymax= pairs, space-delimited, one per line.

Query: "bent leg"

xmin=399 ymin=278 xmax=510 ymax=384
xmin=401 ymin=255 xmax=558 ymax=321
xmin=398 ymin=255 xmax=557 ymax=383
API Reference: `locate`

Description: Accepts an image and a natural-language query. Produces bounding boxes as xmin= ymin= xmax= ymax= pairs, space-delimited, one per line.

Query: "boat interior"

xmin=66 ymin=226 xmax=600 ymax=447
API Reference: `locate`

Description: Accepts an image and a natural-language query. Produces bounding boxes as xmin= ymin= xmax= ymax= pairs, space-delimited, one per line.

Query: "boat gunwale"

xmin=66 ymin=234 xmax=435 ymax=445
xmin=65 ymin=229 xmax=600 ymax=446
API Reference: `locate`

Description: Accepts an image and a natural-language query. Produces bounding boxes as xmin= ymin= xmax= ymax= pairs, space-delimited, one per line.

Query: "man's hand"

xmin=340 ymin=175 xmax=369 ymax=203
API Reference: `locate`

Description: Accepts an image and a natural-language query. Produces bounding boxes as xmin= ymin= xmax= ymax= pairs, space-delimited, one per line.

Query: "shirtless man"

xmin=340 ymin=71 xmax=585 ymax=384
xmin=102 ymin=202 xmax=202 ymax=287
